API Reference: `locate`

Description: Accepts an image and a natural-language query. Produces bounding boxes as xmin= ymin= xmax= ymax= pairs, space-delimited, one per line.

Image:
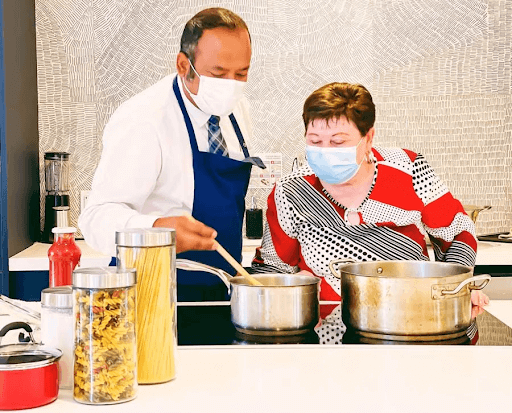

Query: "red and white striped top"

xmin=252 ymin=147 xmax=477 ymax=301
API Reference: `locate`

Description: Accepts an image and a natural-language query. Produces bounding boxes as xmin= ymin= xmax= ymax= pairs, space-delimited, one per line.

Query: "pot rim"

xmin=333 ymin=260 xmax=473 ymax=279
xmin=229 ymin=273 xmax=321 ymax=287
xmin=0 ymin=344 xmax=62 ymax=371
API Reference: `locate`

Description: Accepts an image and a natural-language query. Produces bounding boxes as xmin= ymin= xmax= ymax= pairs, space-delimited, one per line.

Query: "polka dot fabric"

xmin=412 ymin=154 xmax=449 ymax=205
xmin=314 ymin=305 xmax=346 ymax=345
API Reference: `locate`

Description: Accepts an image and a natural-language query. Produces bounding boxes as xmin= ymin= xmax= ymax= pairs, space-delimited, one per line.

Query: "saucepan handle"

xmin=176 ymin=259 xmax=233 ymax=291
xmin=440 ymin=274 xmax=491 ymax=296
xmin=328 ymin=258 xmax=356 ymax=279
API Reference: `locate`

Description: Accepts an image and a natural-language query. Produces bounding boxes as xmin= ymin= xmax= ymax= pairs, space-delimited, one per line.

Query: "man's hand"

xmin=153 ymin=215 xmax=217 ymax=254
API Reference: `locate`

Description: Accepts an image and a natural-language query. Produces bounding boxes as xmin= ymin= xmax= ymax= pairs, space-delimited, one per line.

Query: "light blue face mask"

xmin=305 ymin=139 xmax=364 ymax=184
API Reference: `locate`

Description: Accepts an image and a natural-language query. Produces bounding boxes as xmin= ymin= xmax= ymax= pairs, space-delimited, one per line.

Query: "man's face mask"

xmin=182 ymin=59 xmax=247 ymax=117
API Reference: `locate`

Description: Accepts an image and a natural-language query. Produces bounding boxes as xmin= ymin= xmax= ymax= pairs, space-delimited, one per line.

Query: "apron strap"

xmin=230 ymin=114 xmax=266 ymax=169
xmin=173 ymin=76 xmax=199 ymax=153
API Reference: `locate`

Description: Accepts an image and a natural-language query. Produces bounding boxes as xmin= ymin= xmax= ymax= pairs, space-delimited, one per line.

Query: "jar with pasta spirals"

xmin=115 ymin=228 xmax=176 ymax=384
xmin=72 ymin=267 xmax=137 ymax=405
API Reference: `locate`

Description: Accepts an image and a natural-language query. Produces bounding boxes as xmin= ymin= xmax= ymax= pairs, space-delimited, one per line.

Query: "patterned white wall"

xmin=36 ymin=0 xmax=512 ymax=238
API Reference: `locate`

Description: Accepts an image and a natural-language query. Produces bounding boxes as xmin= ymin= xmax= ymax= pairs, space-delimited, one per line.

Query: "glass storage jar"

xmin=115 ymin=228 xmax=176 ymax=384
xmin=41 ymin=286 xmax=73 ymax=389
xmin=72 ymin=267 xmax=137 ymax=405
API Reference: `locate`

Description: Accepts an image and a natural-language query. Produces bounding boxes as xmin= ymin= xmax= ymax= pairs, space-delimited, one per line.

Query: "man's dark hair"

xmin=180 ymin=8 xmax=250 ymax=80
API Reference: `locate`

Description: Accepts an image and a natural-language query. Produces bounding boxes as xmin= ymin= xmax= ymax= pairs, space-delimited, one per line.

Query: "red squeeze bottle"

xmin=48 ymin=227 xmax=81 ymax=287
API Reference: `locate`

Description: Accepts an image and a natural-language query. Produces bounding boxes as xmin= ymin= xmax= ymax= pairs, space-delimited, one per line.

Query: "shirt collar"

xmin=176 ymin=75 xmax=210 ymax=127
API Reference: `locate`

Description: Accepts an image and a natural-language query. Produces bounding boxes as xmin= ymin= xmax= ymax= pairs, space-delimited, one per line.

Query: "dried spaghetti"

xmin=121 ymin=245 xmax=176 ymax=384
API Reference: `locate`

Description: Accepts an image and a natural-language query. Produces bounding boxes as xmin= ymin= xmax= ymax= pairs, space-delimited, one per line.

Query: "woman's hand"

xmin=471 ymin=290 xmax=489 ymax=307
xmin=153 ymin=215 xmax=217 ymax=254
xmin=470 ymin=290 xmax=489 ymax=319
xmin=296 ymin=270 xmax=314 ymax=276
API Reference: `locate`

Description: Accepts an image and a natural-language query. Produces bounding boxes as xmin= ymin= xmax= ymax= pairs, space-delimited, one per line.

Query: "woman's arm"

xmin=251 ymin=184 xmax=301 ymax=274
xmin=413 ymin=153 xmax=477 ymax=266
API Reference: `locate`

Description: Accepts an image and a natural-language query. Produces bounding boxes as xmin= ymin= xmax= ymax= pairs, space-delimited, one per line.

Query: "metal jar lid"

xmin=115 ymin=227 xmax=176 ymax=247
xmin=73 ymin=267 xmax=137 ymax=289
xmin=41 ymin=286 xmax=73 ymax=309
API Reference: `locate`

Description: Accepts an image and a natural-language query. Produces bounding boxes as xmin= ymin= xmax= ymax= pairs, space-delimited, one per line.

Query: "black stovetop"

xmin=177 ymin=303 xmax=512 ymax=346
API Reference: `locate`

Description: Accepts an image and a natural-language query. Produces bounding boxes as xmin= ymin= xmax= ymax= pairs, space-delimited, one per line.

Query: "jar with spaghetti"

xmin=72 ymin=267 xmax=137 ymax=405
xmin=115 ymin=228 xmax=176 ymax=384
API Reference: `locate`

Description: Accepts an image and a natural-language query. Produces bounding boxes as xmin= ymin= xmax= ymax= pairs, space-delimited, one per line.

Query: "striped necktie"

xmin=207 ymin=115 xmax=229 ymax=157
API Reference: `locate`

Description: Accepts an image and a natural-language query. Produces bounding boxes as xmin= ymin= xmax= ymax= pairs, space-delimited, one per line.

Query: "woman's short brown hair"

xmin=302 ymin=83 xmax=375 ymax=137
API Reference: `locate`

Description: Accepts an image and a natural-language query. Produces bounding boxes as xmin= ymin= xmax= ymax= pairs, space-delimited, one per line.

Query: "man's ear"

xmin=176 ymin=52 xmax=190 ymax=77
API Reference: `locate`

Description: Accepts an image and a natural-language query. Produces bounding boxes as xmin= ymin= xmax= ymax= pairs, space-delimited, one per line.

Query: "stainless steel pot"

xmin=176 ymin=259 xmax=320 ymax=336
xmin=329 ymin=260 xmax=491 ymax=341
xmin=463 ymin=204 xmax=491 ymax=223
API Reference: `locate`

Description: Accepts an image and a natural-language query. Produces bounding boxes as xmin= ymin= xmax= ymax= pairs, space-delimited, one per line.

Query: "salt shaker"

xmin=41 ymin=286 xmax=74 ymax=389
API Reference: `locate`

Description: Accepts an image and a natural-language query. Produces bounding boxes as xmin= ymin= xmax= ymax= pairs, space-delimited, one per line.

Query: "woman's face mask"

xmin=182 ymin=60 xmax=246 ymax=117
xmin=305 ymin=118 xmax=368 ymax=184
xmin=306 ymin=139 xmax=364 ymax=184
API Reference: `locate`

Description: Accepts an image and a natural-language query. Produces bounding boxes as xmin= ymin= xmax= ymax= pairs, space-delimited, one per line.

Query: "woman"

xmin=252 ymin=82 xmax=488 ymax=311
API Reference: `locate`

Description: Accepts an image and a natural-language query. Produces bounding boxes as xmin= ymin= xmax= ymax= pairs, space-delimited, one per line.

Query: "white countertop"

xmin=8 ymin=241 xmax=111 ymax=271
xmin=15 ymin=300 xmax=512 ymax=413
xmin=9 ymin=239 xmax=512 ymax=272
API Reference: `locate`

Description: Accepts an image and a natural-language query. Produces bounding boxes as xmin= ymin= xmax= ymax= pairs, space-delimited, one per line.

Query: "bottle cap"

xmin=51 ymin=227 xmax=77 ymax=234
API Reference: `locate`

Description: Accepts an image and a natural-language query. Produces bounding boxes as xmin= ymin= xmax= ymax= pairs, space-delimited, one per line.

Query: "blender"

xmin=41 ymin=152 xmax=70 ymax=243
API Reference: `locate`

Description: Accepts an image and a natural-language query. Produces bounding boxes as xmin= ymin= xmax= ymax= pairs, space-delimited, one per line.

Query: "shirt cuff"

xmin=125 ymin=214 xmax=160 ymax=229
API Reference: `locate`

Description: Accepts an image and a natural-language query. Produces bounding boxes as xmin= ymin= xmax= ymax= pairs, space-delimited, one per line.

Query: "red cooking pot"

xmin=0 ymin=322 xmax=62 ymax=410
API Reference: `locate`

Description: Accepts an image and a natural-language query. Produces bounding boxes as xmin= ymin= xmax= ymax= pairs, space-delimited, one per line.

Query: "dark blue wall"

xmin=0 ymin=0 xmax=8 ymax=295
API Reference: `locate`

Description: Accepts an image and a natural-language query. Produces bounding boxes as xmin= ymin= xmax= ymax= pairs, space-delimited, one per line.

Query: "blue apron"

xmin=172 ymin=76 xmax=255 ymax=301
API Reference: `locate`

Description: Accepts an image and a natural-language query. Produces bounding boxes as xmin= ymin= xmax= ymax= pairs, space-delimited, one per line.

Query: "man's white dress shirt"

xmin=78 ymin=74 xmax=253 ymax=256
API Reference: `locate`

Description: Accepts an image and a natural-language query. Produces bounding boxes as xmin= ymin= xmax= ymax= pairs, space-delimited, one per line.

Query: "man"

xmin=79 ymin=8 xmax=264 ymax=301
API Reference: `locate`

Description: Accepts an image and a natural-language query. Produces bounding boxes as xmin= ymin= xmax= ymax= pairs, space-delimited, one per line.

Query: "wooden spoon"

xmin=215 ymin=242 xmax=263 ymax=286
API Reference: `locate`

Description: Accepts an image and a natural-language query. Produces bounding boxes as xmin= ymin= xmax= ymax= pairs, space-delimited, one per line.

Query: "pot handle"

xmin=0 ymin=322 xmax=35 ymax=346
xmin=329 ymin=258 xmax=356 ymax=279
xmin=176 ymin=259 xmax=233 ymax=291
xmin=440 ymin=274 xmax=491 ymax=296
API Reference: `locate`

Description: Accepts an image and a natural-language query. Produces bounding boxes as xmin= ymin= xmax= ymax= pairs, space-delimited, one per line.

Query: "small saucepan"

xmin=0 ymin=322 xmax=62 ymax=410
xmin=176 ymin=259 xmax=320 ymax=336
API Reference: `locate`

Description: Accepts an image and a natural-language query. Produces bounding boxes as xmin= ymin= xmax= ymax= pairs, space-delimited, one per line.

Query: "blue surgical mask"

xmin=306 ymin=139 xmax=364 ymax=184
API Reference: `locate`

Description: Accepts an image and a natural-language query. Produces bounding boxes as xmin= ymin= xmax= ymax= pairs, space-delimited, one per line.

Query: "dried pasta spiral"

xmin=74 ymin=288 xmax=137 ymax=404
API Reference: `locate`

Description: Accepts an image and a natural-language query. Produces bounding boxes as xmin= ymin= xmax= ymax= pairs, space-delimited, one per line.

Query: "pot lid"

xmin=0 ymin=322 xmax=62 ymax=371
xmin=0 ymin=345 xmax=62 ymax=371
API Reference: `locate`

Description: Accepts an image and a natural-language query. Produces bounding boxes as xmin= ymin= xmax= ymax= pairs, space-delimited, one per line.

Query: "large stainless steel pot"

xmin=176 ymin=259 xmax=320 ymax=336
xmin=329 ymin=260 xmax=491 ymax=341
